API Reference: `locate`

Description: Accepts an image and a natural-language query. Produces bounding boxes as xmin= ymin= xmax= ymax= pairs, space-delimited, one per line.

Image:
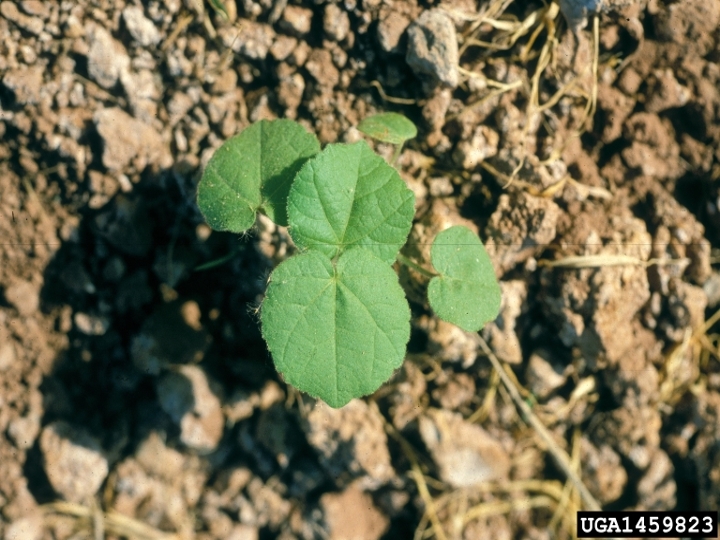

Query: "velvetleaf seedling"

xmin=196 ymin=113 xmax=501 ymax=407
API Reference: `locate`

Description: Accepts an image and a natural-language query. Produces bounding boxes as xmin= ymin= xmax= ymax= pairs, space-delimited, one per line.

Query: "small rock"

xmin=483 ymin=280 xmax=527 ymax=365
xmin=305 ymin=49 xmax=339 ymax=88
xmin=324 ymin=4 xmax=350 ymax=42
xmin=94 ymin=107 xmax=171 ymax=171
xmin=8 ymin=413 xmax=41 ymax=450
xmin=157 ymin=365 xmax=224 ymax=453
xmin=40 ymin=421 xmax=109 ymax=502
xmin=1 ymin=65 xmax=44 ymax=105
xmin=279 ymin=5 xmax=313 ymax=36
xmin=223 ymin=21 xmax=274 ymax=61
xmin=86 ymin=23 xmax=131 ymax=89
xmin=304 ymin=400 xmax=395 ymax=489
xmin=406 ymin=9 xmax=459 ymax=88
xmin=19 ymin=0 xmax=48 ymax=18
xmin=377 ymin=11 xmax=410 ymax=53
xmin=4 ymin=280 xmax=39 ymax=317
xmin=0 ymin=342 xmax=16 ymax=371
xmin=4 ymin=511 xmax=43 ymax=540
xmin=0 ymin=1 xmax=43 ymax=34
xmin=427 ymin=318 xmax=480 ymax=367
xmin=73 ymin=312 xmax=109 ymax=336
xmin=227 ymin=524 xmax=259 ymax=540
xmin=452 ymin=125 xmax=499 ymax=170
xmin=419 ymin=408 xmax=510 ymax=487
xmin=525 ymin=349 xmax=568 ymax=399
xmin=269 ymin=35 xmax=298 ymax=62
xmin=134 ymin=432 xmax=185 ymax=480
xmin=320 ymin=485 xmax=389 ymax=540
xmin=122 ymin=6 xmax=161 ymax=46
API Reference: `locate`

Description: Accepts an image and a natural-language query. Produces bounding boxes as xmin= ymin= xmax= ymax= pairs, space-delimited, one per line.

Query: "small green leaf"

xmin=261 ymin=248 xmax=411 ymax=408
xmin=428 ymin=226 xmax=501 ymax=332
xmin=197 ymin=119 xmax=320 ymax=232
xmin=357 ymin=112 xmax=417 ymax=145
xmin=288 ymin=141 xmax=415 ymax=264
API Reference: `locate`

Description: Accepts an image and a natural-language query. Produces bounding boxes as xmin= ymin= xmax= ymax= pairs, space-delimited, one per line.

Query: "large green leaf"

xmin=428 ymin=226 xmax=502 ymax=332
xmin=287 ymin=141 xmax=415 ymax=264
xmin=261 ymin=248 xmax=411 ymax=408
xmin=196 ymin=119 xmax=320 ymax=232
xmin=357 ymin=112 xmax=417 ymax=144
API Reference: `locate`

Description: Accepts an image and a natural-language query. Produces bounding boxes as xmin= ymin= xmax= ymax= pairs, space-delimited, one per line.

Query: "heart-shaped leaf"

xmin=196 ymin=119 xmax=320 ymax=232
xmin=357 ymin=112 xmax=417 ymax=145
xmin=261 ymin=248 xmax=411 ymax=408
xmin=428 ymin=226 xmax=501 ymax=332
xmin=287 ymin=141 xmax=415 ymax=264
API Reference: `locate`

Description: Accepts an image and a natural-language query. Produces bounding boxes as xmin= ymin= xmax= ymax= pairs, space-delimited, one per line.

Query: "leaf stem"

xmin=391 ymin=142 xmax=404 ymax=167
xmin=193 ymin=249 xmax=240 ymax=272
xmin=396 ymin=253 xmax=437 ymax=278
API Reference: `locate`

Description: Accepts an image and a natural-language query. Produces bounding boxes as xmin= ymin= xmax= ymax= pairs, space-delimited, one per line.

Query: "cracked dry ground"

xmin=1 ymin=0 xmax=720 ymax=539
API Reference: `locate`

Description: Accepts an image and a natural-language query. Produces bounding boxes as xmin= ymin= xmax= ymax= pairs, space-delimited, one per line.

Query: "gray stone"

xmin=406 ymin=9 xmax=459 ymax=88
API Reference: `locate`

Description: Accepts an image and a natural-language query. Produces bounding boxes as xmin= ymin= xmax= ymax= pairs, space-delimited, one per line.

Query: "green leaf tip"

xmin=427 ymin=226 xmax=502 ymax=332
xmin=357 ymin=112 xmax=417 ymax=145
xmin=287 ymin=140 xmax=415 ymax=265
xmin=196 ymin=119 xmax=320 ymax=233
xmin=261 ymin=248 xmax=411 ymax=408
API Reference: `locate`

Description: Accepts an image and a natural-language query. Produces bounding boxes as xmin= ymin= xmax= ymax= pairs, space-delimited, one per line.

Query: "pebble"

xmin=419 ymin=409 xmax=510 ymax=487
xmin=73 ymin=312 xmax=109 ymax=336
xmin=1 ymin=65 xmax=44 ymax=105
xmin=406 ymin=9 xmax=459 ymax=88
xmin=40 ymin=421 xmax=109 ymax=502
xmin=4 ymin=280 xmax=39 ymax=317
xmin=0 ymin=1 xmax=43 ymax=35
xmin=86 ymin=23 xmax=130 ymax=89
xmin=304 ymin=400 xmax=395 ymax=489
xmin=8 ymin=413 xmax=41 ymax=450
xmin=122 ymin=6 xmax=161 ymax=47
xmin=3 ymin=512 xmax=43 ymax=540
xmin=156 ymin=365 xmax=224 ymax=453
xmin=324 ymin=4 xmax=350 ymax=42
xmin=525 ymin=349 xmax=568 ymax=399
xmin=280 ymin=5 xmax=313 ymax=36
xmin=224 ymin=21 xmax=275 ymax=61
xmin=94 ymin=107 xmax=171 ymax=171
xmin=483 ymin=280 xmax=527 ymax=365
xmin=0 ymin=342 xmax=17 ymax=371
xmin=377 ymin=11 xmax=410 ymax=54
xmin=319 ymin=485 xmax=389 ymax=540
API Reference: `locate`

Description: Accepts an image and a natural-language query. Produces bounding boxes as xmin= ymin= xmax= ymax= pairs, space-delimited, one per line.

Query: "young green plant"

xmin=196 ymin=114 xmax=501 ymax=407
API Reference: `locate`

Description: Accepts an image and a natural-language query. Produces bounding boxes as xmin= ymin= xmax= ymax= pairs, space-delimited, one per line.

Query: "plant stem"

xmin=396 ymin=253 xmax=437 ymax=278
xmin=391 ymin=142 xmax=404 ymax=167
xmin=193 ymin=249 xmax=240 ymax=272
